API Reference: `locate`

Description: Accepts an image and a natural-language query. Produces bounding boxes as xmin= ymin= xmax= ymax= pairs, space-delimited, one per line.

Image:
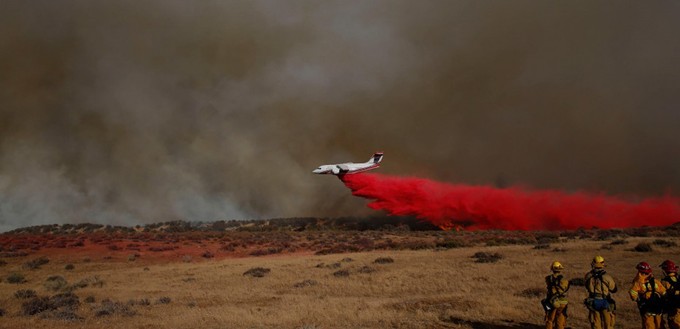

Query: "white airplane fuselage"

xmin=313 ymin=152 xmax=383 ymax=175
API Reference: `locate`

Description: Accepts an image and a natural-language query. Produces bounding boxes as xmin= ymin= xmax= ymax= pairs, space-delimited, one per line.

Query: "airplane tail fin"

xmin=370 ymin=152 xmax=384 ymax=164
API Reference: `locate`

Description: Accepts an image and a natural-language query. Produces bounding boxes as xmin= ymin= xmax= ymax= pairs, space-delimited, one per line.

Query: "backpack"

xmin=639 ymin=277 xmax=663 ymax=314
xmin=662 ymin=276 xmax=680 ymax=308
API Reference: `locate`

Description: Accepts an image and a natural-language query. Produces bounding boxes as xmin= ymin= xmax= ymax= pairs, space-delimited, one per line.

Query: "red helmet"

xmin=660 ymin=260 xmax=678 ymax=273
xmin=636 ymin=262 xmax=652 ymax=274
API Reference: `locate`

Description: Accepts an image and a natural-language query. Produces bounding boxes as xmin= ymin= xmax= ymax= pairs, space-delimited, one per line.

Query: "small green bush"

xmin=569 ymin=278 xmax=586 ymax=286
xmin=633 ymin=243 xmax=653 ymax=252
xmin=653 ymin=239 xmax=678 ymax=248
xmin=373 ymin=257 xmax=394 ymax=264
xmin=44 ymin=276 xmax=68 ymax=291
xmin=243 ymin=267 xmax=271 ymax=278
xmin=7 ymin=273 xmax=26 ymax=284
xmin=516 ymin=287 xmax=543 ymax=298
xmin=23 ymin=257 xmax=49 ymax=270
xmin=155 ymin=297 xmax=171 ymax=304
xmin=472 ymin=252 xmax=503 ymax=263
xmin=14 ymin=289 xmax=37 ymax=299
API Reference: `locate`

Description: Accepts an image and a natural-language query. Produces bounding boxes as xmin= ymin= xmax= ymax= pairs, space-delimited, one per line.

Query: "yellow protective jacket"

xmin=660 ymin=274 xmax=680 ymax=306
xmin=629 ymin=273 xmax=666 ymax=302
xmin=546 ymin=273 xmax=569 ymax=307
xmin=585 ymin=269 xmax=617 ymax=298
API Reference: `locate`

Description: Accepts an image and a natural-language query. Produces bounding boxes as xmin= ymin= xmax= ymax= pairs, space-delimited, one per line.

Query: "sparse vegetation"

xmin=1 ymin=220 xmax=679 ymax=328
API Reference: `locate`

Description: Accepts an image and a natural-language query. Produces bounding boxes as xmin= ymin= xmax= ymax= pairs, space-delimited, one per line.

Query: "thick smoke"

xmin=341 ymin=174 xmax=680 ymax=230
xmin=1 ymin=1 xmax=680 ymax=231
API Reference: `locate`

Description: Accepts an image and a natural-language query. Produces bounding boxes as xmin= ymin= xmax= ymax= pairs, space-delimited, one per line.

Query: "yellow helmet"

xmin=592 ymin=255 xmax=605 ymax=269
xmin=551 ymin=261 xmax=564 ymax=271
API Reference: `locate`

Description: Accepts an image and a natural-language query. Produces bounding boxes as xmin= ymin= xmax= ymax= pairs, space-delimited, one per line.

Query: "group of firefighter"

xmin=543 ymin=256 xmax=680 ymax=329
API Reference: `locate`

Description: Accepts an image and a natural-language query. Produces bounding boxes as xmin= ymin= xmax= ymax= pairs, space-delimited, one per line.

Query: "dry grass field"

xmin=1 ymin=233 xmax=678 ymax=329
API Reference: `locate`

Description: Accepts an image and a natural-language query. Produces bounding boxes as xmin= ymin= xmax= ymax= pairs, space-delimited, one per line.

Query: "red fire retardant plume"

xmin=340 ymin=173 xmax=680 ymax=231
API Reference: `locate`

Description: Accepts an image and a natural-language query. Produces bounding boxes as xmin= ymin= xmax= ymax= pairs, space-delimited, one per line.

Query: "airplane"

xmin=313 ymin=152 xmax=384 ymax=175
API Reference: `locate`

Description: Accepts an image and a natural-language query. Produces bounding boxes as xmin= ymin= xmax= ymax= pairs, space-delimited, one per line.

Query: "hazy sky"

xmin=1 ymin=1 xmax=679 ymax=231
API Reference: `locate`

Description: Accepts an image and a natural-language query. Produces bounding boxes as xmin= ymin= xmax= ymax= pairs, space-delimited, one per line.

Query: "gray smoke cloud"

xmin=1 ymin=1 xmax=679 ymax=231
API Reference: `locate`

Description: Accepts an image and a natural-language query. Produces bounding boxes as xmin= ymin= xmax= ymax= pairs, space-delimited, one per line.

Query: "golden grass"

xmin=1 ymin=236 xmax=678 ymax=328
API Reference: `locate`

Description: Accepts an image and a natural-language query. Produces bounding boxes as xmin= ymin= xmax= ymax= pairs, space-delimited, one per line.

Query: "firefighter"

xmin=543 ymin=261 xmax=569 ymax=329
xmin=584 ymin=255 xmax=618 ymax=329
xmin=660 ymin=260 xmax=680 ymax=329
xmin=630 ymin=261 xmax=666 ymax=329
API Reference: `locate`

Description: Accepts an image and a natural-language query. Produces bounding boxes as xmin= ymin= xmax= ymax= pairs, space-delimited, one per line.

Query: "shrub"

xmin=84 ymin=296 xmax=96 ymax=303
xmin=48 ymin=309 xmax=83 ymax=321
xmin=333 ymin=270 xmax=350 ymax=277
xmin=472 ymin=252 xmax=503 ymax=263
xmin=94 ymin=299 xmax=136 ymax=317
xmin=243 ymin=267 xmax=271 ymax=278
xmin=653 ymin=239 xmax=678 ymax=248
xmin=374 ymin=257 xmax=394 ymax=264
xmin=533 ymin=244 xmax=550 ymax=250
xmin=127 ymin=298 xmax=151 ymax=306
xmin=516 ymin=287 xmax=544 ymax=298
xmin=23 ymin=256 xmax=49 ymax=270
xmin=7 ymin=272 xmax=26 ymax=284
xmin=340 ymin=257 xmax=354 ymax=263
xmin=358 ymin=266 xmax=376 ymax=273
xmin=0 ymin=260 xmax=7 ymax=267
xmin=65 ymin=264 xmax=75 ymax=270
xmin=293 ymin=280 xmax=318 ymax=288
xmin=610 ymin=239 xmax=628 ymax=245
xmin=44 ymin=276 xmax=68 ymax=291
xmin=569 ymin=278 xmax=585 ymax=287
xmin=436 ymin=239 xmax=471 ymax=249
xmin=22 ymin=297 xmax=52 ymax=316
xmin=633 ymin=243 xmax=653 ymax=252
xmin=0 ymin=308 xmax=4 ymax=316
xmin=202 ymin=251 xmax=215 ymax=258
xmin=156 ymin=297 xmax=171 ymax=304
xmin=49 ymin=292 xmax=80 ymax=309
xmin=14 ymin=289 xmax=37 ymax=299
